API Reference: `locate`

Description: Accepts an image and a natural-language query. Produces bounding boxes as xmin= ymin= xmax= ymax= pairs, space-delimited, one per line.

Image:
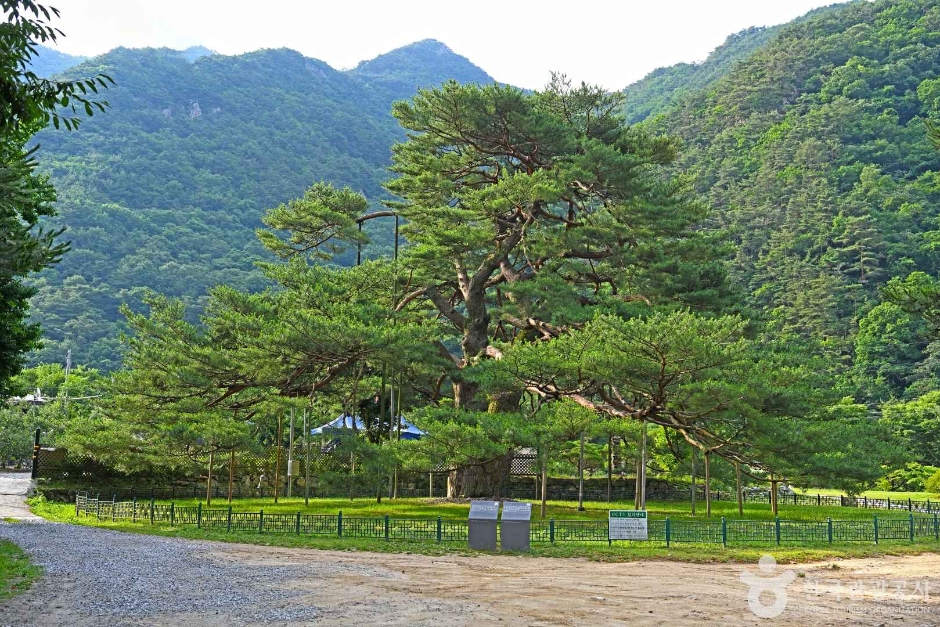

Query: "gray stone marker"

xmin=500 ymin=501 xmax=532 ymax=551
xmin=468 ymin=500 xmax=499 ymax=550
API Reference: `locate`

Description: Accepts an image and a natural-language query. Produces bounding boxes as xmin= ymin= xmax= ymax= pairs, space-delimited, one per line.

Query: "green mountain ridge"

xmin=30 ymin=0 xmax=940 ymax=401
xmin=649 ymin=0 xmax=940 ymax=401
xmin=29 ymin=40 xmax=494 ymax=369
xmin=27 ymin=45 xmax=86 ymax=77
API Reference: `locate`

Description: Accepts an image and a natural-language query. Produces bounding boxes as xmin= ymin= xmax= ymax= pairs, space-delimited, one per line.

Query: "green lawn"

xmin=93 ymin=495 xmax=930 ymax=523
xmin=0 ymin=539 xmax=41 ymax=600
xmin=29 ymin=496 xmax=940 ymax=565
xmin=797 ymin=488 xmax=938 ymax=501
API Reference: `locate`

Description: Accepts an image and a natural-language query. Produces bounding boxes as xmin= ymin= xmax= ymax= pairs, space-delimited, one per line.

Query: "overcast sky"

xmin=44 ymin=0 xmax=843 ymax=89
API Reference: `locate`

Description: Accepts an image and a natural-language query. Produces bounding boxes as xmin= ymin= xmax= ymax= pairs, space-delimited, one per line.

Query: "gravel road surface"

xmin=2 ymin=520 xmax=940 ymax=626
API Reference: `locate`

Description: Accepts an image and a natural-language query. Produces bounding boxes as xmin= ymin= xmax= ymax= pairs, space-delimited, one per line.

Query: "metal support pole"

xmin=274 ymin=413 xmax=282 ymax=504
xmin=304 ymin=408 xmax=311 ymax=507
xmin=30 ymin=428 xmax=40 ymax=479
xmin=577 ymin=431 xmax=585 ymax=511
xmin=288 ymin=409 xmax=295 ymax=498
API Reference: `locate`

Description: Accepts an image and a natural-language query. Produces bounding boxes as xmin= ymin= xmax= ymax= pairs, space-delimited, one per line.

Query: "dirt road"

xmin=1 ymin=520 xmax=939 ymax=626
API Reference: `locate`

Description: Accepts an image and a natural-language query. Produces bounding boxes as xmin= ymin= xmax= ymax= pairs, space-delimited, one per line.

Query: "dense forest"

xmin=9 ymin=0 xmax=940 ymax=500
xmin=27 ymin=40 xmax=492 ymax=368
xmin=648 ymin=0 xmax=940 ymax=405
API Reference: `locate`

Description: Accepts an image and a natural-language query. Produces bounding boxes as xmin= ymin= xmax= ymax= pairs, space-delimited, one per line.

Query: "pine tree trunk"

xmin=736 ymin=462 xmax=743 ymax=517
xmin=607 ymin=435 xmax=612 ymax=504
xmin=206 ymin=449 xmax=214 ymax=506
xmin=704 ymin=450 xmax=712 ymax=518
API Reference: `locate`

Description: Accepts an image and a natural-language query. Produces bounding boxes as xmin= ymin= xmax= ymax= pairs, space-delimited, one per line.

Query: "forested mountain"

xmin=647 ymin=0 xmax=940 ymax=402
xmin=622 ymin=26 xmax=781 ymax=123
xmin=30 ymin=0 xmax=940 ymax=396
xmin=621 ymin=5 xmax=844 ymax=124
xmin=28 ymin=40 xmax=493 ymax=369
xmin=28 ymin=44 xmax=85 ymax=77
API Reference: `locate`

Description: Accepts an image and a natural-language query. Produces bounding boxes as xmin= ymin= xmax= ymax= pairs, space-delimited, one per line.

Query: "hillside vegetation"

xmin=29 ymin=41 xmax=493 ymax=368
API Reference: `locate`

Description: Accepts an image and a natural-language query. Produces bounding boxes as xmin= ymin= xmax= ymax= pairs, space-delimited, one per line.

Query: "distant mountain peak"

xmin=28 ymin=45 xmax=87 ymax=77
xmin=179 ymin=45 xmax=216 ymax=63
xmin=348 ymin=39 xmax=493 ymax=101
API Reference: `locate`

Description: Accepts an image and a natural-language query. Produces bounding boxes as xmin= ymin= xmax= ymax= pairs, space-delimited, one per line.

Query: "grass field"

xmin=72 ymin=495 xmax=933 ymax=522
xmin=798 ymin=489 xmax=938 ymax=500
xmin=29 ymin=496 xmax=940 ymax=565
xmin=0 ymin=539 xmax=41 ymax=600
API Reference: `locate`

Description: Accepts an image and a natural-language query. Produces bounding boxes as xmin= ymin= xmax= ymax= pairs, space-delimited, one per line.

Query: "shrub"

xmin=879 ymin=463 xmax=940 ymax=492
xmin=926 ymin=469 xmax=940 ymax=496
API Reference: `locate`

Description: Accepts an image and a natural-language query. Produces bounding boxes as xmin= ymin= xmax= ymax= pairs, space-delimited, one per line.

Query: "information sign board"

xmin=608 ymin=510 xmax=648 ymax=541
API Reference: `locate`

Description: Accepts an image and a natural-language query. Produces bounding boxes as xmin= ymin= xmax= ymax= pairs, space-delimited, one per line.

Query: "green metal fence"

xmin=74 ymin=492 xmax=940 ymax=548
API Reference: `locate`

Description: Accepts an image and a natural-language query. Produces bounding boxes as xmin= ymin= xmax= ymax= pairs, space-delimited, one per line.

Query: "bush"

xmin=926 ymin=470 xmax=940 ymax=496
xmin=878 ymin=463 xmax=940 ymax=492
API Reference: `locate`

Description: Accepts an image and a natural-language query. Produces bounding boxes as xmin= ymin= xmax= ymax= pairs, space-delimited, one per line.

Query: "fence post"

xmin=935 ymin=513 xmax=939 ymax=541
xmin=197 ymin=502 xmax=202 ymax=529
xmin=928 ymin=499 xmax=932 ymax=514
xmin=133 ymin=498 xmax=137 ymax=523
xmin=840 ymin=495 xmax=845 ymax=507
xmin=337 ymin=511 xmax=343 ymax=538
xmin=817 ymin=494 xmax=821 ymax=507
xmin=384 ymin=514 xmax=390 ymax=541
xmin=721 ymin=517 xmax=727 ymax=547
xmin=150 ymin=498 xmax=155 ymax=525
xmin=888 ymin=497 xmax=891 ymax=510
xmin=775 ymin=517 xmax=781 ymax=546
xmin=228 ymin=506 xmax=232 ymax=532
xmin=873 ymin=515 xmax=879 ymax=544
xmin=296 ymin=511 xmax=301 ymax=535
xmin=864 ymin=496 xmax=868 ymax=509
xmin=436 ymin=516 xmax=442 ymax=543
xmin=909 ymin=498 xmax=913 ymax=513
xmin=549 ymin=518 xmax=555 ymax=544
xmin=96 ymin=496 xmax=101 ymax=520
xmin=259 ymin=509 xmax=264 ymax=533
xmin=111 ymin=495 xmax=116 ymax=522
xmin=827 ymin=517 xmax=833 ymax=544
xmin=665 ymin=518 xmax=671 ymax=547
xmin=170 ymin=502 xmax=175 ymax=526
xmin=910 ymin=513 xmax=915 ymax=542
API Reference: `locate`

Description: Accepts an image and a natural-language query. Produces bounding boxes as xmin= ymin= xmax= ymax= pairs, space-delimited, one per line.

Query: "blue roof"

xmin=311 ymin=414 xmax=425 ymax=440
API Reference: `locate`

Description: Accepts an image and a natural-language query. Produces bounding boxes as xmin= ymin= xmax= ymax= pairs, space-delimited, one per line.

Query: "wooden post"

xmin=206 ymin=449 xmax=214 ymax=506
xmin=735 ymin=462 xmax=743 ymax=518
xmin=228 ymin=447 xmax=235 ymax=504
xmin=770 ymin=477 xmax=779 ymax=516
xmin=690 ymin=448 xmax=697 ymax=516
xmin=541 ymin=449 xmax=548 ymax=519
xmin=704 ymin=450 xmax=711 ymax=518
xmin=274 ymin=413 xmax=283 ymax=504
xmin=429 ymin=472 xmax=433 ymax=498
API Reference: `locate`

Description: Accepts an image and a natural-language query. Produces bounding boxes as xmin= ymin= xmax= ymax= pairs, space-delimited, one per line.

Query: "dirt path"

xmin=0 ymin=471 xmax=43 ymax=521
xmin=1 ymin=521 xmax=939 ymax=626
